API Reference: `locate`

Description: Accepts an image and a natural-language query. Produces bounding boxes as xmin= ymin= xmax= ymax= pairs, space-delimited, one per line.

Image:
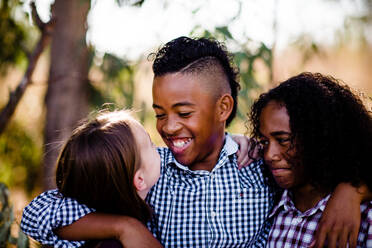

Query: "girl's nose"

xmin=264 ymin=142 xmax=281 ymax=163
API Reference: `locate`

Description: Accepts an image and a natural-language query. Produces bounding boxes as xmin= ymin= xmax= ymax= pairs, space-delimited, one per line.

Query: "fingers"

xmin=313 ymin=223 xmax=359 ymax=248
xmin=237 ymin=141 xmax=248 ymax=166
xmin=313 ymin=223 xmax=327 ymax=248
xmin=326 ymin=225 xmax=340 ymax=248
xmin=238 ymin=156 xmax=252 ymax=170
xmin=348 ymin=224 xmax=359 ymax=248
xmin=337 ymin=227 xmax=348 ymax=248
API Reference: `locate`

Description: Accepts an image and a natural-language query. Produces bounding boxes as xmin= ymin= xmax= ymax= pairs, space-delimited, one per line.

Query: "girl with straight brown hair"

xmin=21 ymin=110 xmax=162 ymax=247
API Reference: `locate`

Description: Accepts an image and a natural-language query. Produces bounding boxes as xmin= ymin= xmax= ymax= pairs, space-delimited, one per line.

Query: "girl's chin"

xmin=274 ymin=178 xmax=294 ymax=189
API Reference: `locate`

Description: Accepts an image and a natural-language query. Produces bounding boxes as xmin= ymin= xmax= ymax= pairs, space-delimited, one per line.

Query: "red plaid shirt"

xmin=267 ymin=190 xmax=372 ymax=248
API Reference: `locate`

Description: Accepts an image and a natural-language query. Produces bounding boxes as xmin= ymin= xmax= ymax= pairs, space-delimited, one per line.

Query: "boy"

xmin=22 ymin=37 xmax=367 ymax=247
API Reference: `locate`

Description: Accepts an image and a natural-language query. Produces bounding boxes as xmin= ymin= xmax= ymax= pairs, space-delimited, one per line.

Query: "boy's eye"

xmin=155 ymin=114 xmax=166 ymax=119
xmin=179 ymin=112 xmax=191 ymax=117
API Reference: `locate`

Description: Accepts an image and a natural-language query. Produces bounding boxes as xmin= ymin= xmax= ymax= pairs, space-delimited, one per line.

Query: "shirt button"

xmin=210 ymin=174 xmax=214 ymax=179
xmin=211 ymin=211 xmax=217 ymax=218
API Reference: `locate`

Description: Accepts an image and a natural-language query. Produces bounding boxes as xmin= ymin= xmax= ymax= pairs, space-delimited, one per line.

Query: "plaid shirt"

xmin=21 ymin=135 xmax=275 ymax=247
xmin=20 ymin=190 xmax=95 ymax=248
xmin=267 ymin=190 xmax=372 ymax=248
xmin=146 ymin=135 xmax=275 ymax=247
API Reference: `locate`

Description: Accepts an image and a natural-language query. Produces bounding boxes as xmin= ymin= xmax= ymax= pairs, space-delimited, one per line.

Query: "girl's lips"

xmin=270 ymin=168 xmax=291 ymax=177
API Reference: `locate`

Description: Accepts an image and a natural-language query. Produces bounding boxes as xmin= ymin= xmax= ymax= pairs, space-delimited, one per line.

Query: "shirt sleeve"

xmin=20 ymin=189 xmax=96 ymax=248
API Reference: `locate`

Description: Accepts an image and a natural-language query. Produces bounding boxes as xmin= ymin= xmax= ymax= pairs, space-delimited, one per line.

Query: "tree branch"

xmin=0 ymin=2 xmax=55 ymax=134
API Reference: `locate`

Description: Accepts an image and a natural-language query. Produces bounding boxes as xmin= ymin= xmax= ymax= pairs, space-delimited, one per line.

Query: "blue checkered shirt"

xmin=20 ymin=190 xmax=95 ymax=247
xmin=21 ymin=134 xmax=275 ymax=247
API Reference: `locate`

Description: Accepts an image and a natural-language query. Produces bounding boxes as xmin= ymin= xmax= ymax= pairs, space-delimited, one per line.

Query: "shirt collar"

xmin=166 ymin=133 xmax=238 ymax=173
xmin=269 ymin=189 xmax=331 ymax=218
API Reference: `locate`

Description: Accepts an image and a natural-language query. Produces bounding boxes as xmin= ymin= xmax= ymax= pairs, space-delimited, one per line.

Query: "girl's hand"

xmin=231 ymin=134 xmax=261 ymax=169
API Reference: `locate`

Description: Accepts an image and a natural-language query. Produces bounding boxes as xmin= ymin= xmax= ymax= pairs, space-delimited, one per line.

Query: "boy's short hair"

xmin=151 ymin=36 xmax=240 ymax=126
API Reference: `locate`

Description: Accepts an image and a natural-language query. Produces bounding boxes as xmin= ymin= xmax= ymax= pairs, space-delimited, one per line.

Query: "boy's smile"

xmin=152 ymin=72 xmax=226 ymax=171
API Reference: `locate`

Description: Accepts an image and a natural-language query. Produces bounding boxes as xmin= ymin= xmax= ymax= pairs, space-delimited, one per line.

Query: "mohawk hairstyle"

xmin=151 ymin=36 xmax=240 ymax=126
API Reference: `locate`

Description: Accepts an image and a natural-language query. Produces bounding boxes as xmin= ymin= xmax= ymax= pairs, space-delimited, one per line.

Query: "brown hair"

xmin=56 ymin=111 xmax=151 ymax=223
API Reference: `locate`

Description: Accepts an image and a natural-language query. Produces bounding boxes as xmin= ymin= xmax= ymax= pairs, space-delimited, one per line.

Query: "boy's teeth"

xmin=173 ymin=139 xmax=190 ymax=148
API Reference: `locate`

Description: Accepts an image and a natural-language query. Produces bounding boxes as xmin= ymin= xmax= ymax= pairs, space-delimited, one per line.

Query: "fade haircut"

xmin=151 ymin=36 xmax=240 ymax=126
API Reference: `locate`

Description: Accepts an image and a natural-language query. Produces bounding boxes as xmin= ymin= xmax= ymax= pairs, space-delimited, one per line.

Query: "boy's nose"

xmin=162 ymin=118 xmax=182 ymax=134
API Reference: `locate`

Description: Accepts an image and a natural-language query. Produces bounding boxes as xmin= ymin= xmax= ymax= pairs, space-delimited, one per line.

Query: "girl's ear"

xmin=133 ymin=169 xmax=147 ymax=192
xmin=217 ymin=94 xmax=234 ymax=122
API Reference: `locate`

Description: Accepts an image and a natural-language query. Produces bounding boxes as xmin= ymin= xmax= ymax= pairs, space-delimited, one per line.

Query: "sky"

xmin=33 ymin=0 xmax=368 ymax=60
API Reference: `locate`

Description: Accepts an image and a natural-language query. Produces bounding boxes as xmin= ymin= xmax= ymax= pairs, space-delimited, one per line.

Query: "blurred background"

xmin=0 ymin=0 xmax=371 ymax=245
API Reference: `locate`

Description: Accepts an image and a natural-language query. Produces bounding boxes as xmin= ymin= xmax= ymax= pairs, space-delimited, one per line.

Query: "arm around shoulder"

xmin=313 ymin=183 xmax=372 ymax=248
xmin=20 ymin=189 xmax=95 ymax=246
xmin=56 ymin=213 xmax=162 ymax=247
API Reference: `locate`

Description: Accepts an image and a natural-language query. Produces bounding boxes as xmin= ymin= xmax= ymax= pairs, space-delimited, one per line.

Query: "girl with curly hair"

xmin=249 ymin=72 xmax=372 ymax=247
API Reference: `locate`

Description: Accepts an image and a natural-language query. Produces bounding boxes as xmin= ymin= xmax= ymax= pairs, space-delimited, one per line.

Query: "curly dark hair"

xmin=151 ymin=36 xmax=240 ymax=126
xmin=249 ymin=72 xmax=372 ymax=193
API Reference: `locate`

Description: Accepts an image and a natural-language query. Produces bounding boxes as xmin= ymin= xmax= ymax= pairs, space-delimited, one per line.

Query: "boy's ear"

xmin=217 ymin=94 xmax=234 ymax=122
xmin=133 ymin=169 xmax=147 ymax=192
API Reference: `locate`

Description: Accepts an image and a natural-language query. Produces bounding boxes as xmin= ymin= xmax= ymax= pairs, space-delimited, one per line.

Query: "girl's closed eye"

xmin=277 ymin=137 xmax=291 ymax=146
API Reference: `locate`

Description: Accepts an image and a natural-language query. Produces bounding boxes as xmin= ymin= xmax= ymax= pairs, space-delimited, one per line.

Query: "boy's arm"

xmin=21 ymin=190 xmax=95 ymax=247
xmin=56 ymin=213 xmax=162 ymax=247
xmin=313 ymin=183 xmax=372 ymax=248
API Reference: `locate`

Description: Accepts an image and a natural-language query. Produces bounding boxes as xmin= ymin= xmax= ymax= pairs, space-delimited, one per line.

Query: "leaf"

xmin=192 ymin=7 xmax=201 ymax=15
xmin=215 ymin=26 xmax=233 ymax=40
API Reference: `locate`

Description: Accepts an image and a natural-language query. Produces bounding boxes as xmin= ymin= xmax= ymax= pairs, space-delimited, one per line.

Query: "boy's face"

xmin=152 ymin=72 xmax=225 ymax=170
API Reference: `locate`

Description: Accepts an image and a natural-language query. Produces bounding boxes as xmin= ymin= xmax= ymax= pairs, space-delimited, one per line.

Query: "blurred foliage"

xmin=1 ymin=0 xmax=371 ymax=194
xmin=292 ymin=34 xmax=323 ymax=66
xmin=0 ymin=0 xmax=33 ymax=72
xmin=0 ymin=123 xmax=41 ymax=194
xmin=293 ymin=0 xmax=372 ymax=64
xmin=190 ymin=25 xmax=273 ymax=123
xmin=89 ymin=52 xmax=136 ymax=111
xmin=115 ymin=0 xmax=145 ymax=7
xmin=340 ymin=0 xmax=372 ymax=46
xmin=0 ymin=183 xmax=29 ymax=247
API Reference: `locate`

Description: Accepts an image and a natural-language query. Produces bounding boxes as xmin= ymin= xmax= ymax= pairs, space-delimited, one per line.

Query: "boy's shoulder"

xmin=156 ymin=147 xmax=174 ymax=164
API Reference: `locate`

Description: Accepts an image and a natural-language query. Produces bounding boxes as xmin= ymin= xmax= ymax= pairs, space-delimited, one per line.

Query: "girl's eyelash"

xmin=278 ymin=138 xmax=290 ymax=143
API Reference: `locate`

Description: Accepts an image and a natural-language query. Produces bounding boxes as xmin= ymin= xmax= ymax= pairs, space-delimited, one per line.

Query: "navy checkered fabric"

xmin=146 ymin=135 xmax=275 ymax=247
xmin=21 ymin=134 xmax=275 ymax=247
xmin=20 ymin=190 xmax=95 ymax=247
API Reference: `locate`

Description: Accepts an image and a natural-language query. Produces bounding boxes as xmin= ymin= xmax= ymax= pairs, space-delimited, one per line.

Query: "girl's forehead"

xmin=260 ymin=102 xmax=290 ymax=132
